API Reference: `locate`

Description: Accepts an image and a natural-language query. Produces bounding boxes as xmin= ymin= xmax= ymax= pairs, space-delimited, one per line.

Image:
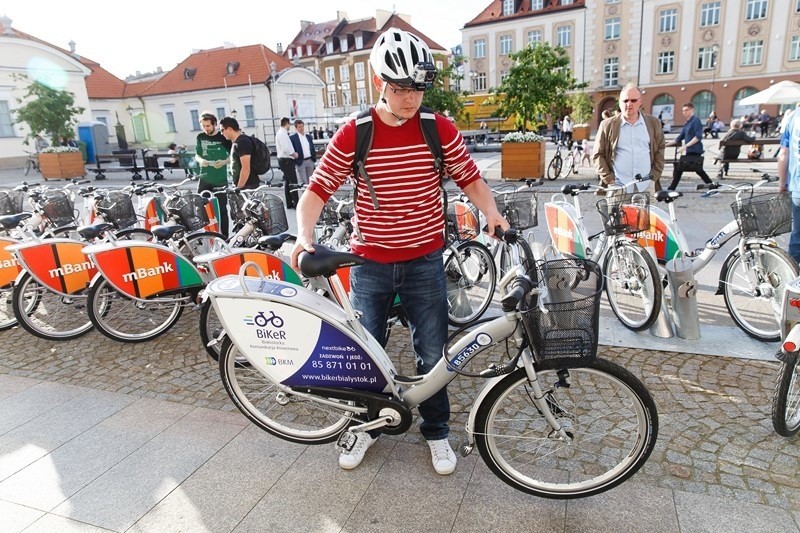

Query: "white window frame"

xmin=659 ymin=8 xmax=678 ymax=33
xmin=697 ymin=47 xmax=716 ymax=70
xmin=326 ymin=41 xmax=333 ymax=54
xmin=657 ymin=51 xmax=675 ymax=74
xmin=528 ymin=29 xmax=542 ymax=45
xmin=356 ymin=35 xmax=363 ymax=49
xmin=741 ymin=40 xmax=764 ymax=65
xmin=325 ymin=67 xmax=335 ymax=84
xmin=339 ymin=37 xmax=348 ymax=53
xmin=502 ymin=0 xmax=514 ymax=16
xmin=354 ymin=62 xmax=365 ymax=80
xmin=500 ymin=35 xmax=513 ymax=55
xmin=339 ymin=64 xmax=350 ymax=82
xmin=700 ymin=2 xmax=721 ymax=27
xmin=791 ymin=35 xmax=800 ymax=61
xmin=556 ymin=26 xmax=572 ymax=47
xmin=0 ymin=101 xmax=15 ymax=137
xmin=531 ymin=0 xmax=544 ymax=9
xmin=472 ymin=72 xmax=487 ymax=92
xmin=327 ymin=90 xmax=337 ymax=107
xmin=474 ymin=39 xmax=486 ymax=58
xmin=603 ymin=57 xmax=619 ymax=88
xmin=165 ymin=111 xmax=176 ymax=132
xmin=605 ymin=18 xmax=621 ymax=40
xmin=357 ymin=87 xmax=367 ymax=105
xmin=745 ymin=0 xmax=768 ymax=20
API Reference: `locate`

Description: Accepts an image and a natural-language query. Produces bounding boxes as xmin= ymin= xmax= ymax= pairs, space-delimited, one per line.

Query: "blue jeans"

xmin=790 ymin=194 xmax=800 ymax=264
xmin=350 ymin=249 xmax=450 ymax=441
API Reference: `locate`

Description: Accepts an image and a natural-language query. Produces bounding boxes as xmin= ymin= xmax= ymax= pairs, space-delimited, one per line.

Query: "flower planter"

xmin=573 ymin=126 xmax=590 ymax=141
xmin=39 ymin=151 xmax=85 ymax=180
xmin=501 ymin=141 xmax=546 ymax=180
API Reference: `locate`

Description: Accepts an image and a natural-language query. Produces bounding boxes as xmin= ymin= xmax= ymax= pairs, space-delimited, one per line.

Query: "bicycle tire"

xmin=722 ymin=244 xmax=798 ymax=342
xmin=772 ymin=355 xmax=800 ymax=437
xmin=24 ymin=159 xmax=33 ymax=176
xmin=560 ymin=153 xmax=575 ymax=179
xmin=445 ymin=240 xmax=497 ymax=326
xmin=547 ymin=156 xmax=562 ymax=181
xmin=474 ymin=358 xmax=658 ymax=499
xmin=603 ymin=241 xmax=662 ymax=331
xmin=218 ymin=336 xmax=354 ymax=444
xmin=12 ymin=271 xmax=94 ymax=340
xmin=87 ymin=277 xmax=184 ymax=342
xmin=0 ymin=285 xmax=16 ymax=330
xmin=499 ymin=237 xmax=536 ymax=282
xmin=177 ymin=231 xmax=225 ymax=260
xmin=115 ymin=228 xmax=153 ymax=241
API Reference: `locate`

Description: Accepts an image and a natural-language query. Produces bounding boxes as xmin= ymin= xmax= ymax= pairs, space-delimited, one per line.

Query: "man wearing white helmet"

xmin=291 ymin=28 xmax=508 ymax=475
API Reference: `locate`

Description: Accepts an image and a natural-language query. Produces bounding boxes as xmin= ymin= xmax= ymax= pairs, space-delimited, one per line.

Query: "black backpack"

xmin=247 ymin=134 xmax=271 ymax=175
xmin=353 ymin=105 xmax=444 ymax=209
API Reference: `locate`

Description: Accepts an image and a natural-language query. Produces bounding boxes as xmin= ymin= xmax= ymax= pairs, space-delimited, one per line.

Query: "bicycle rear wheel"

xmin=722 ymin=244 xmax=798 ymax=342
xmin=603 ymin=241 xmax=662 ymax=331
xmin=475 ymin=359 xmax=658 ymax=498
xmin=87 ymin=278 xmax=184 ymax=342
xmin=218 ymin=337 xmax=353 ymax=444
xmin=559 ymin=153 xmax=575 ymax=179
xmin=24 ymin=159 xmax=33 ymax=176
xmin=445 ymin=240 xmax=496 ymax=326
xmin=546 ymin=156 xmax=562 ymax=181
xmin=12 ymin=271 xmax=94 ymax=340
xmin=772 ymin=356 xmax=800 ymax=437
xmin=177 ymin=231 xmax=225 ymax=260
xmin=0 ymin=285 xmax=16 ymax=330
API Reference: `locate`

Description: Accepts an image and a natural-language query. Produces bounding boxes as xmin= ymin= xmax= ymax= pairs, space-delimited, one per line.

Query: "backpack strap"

xmin=418 ymin=105 xmax=444 ymax=180
xmin=353 ymin=110 xmax=380 ymax=209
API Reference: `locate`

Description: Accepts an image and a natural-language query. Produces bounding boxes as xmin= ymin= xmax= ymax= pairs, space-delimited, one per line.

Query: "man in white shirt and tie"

xmin=290 ymin=120 xmax=317 ymax=186
xmin=276 ymin=117 xmax=299 ymax=208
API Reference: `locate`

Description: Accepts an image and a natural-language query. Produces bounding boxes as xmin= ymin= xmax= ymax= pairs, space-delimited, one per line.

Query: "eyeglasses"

xmin=388 ymin=85 xmax=418 ymax=96
xmin=621 ymin=98 xmax=639 ymax=104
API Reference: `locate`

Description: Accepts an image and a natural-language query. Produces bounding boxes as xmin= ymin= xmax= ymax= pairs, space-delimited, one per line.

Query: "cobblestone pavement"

xmin=1 ymin=311 xmax=799 ymax=512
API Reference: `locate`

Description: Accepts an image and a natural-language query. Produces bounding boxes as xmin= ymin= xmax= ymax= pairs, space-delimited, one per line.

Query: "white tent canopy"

xmin=739 ymin=80 xmax=800 ymax=106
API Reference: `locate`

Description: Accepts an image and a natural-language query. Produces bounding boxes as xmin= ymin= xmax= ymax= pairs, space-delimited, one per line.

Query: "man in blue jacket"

xmin=666 ymin=102 xmax=714 ymax=190
xmin=290 ymin=120 xmax=316 ymax=186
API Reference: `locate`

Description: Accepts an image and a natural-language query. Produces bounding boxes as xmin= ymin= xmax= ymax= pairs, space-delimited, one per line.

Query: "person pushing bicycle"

xmin=291 ymin=28 xmax=508 ymax=475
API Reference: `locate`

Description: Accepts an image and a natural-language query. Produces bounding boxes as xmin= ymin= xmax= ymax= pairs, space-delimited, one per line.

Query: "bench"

xmin=714 ymin=138 xmax=780 ymax=174
xmin=91 ymin=153 xmax=145 ymax=181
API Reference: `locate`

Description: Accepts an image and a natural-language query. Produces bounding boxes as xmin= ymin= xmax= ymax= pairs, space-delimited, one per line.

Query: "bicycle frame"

xmin=544 ymin=192 xmax=619 ymax=262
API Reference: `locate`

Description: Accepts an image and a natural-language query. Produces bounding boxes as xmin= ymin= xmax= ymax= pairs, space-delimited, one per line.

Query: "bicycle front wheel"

xmin=218 ymin=337 xmax=353 ymax=444
xmin=603 ymin=242 xmax=662 ymax=331
xmin=24 ymin=159 xmax=33 ymax=176
xmin=87 ymin=278 xmax=184 ymax=342
xmin=0 ymin=285 xmax=17 ymax=330
xmin=546 ymin=156 xmax=562 ymax=181
xmin=722 ymin=244 xmax=798 ymax=341
xmin=445 ymin=240 xmax=497 ymax=326
xmin=560 ymin=153 xmax=575 ymax=179
xmin=177 ymin=231 xmax=225 ymax=260
xmin=12 ymin=271 xmax=94 ymax=340
xmin=772 ymin=356 xmax=800 ymax=437
xmin=475 ymin=359 xmax=658 ymax=499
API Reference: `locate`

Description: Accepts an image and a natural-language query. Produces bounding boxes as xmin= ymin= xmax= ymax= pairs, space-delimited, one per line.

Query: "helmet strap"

xmin=378 ymin=84 xmax=407 ymax=126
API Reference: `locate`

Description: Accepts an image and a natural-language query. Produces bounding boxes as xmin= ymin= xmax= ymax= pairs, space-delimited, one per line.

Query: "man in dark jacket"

xmin=666 ymin=103 xmax=715 ymax=190
xmin=715 ymin=119 xmax=753 ymax=177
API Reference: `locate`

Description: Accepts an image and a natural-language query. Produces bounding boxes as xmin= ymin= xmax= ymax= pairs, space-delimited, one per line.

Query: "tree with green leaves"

xmin=12 ymin=76 xmax=85 ymax=146
xmin=492 ymin=42 xmax=587 ymax=132
xmin=423 ymin=56 xmax=468 ymax=122
xmin=567 ymin=92 xmax=594 ymax=125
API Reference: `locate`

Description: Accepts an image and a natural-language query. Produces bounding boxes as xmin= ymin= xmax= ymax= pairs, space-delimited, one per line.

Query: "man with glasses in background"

xmin=291 ymin=28 xmax=508 ymax=476
xmin=593 ymin=83 xmax=665 ymax=193
xmin=666 ymin=102 xmax=715 ymax=190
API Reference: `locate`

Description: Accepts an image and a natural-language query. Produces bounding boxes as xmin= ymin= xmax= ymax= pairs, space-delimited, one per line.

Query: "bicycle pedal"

xmin=337 ymin=431 xmax=357 ymax=451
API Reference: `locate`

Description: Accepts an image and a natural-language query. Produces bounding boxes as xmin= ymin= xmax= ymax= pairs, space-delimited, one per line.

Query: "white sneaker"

xmin=338 ymin=433 xmax=377 ymax=470
xmin=427 ymin=438 xmax=457 ymax=475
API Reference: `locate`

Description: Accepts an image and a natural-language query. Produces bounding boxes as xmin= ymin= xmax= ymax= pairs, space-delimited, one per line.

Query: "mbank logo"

xmin=48 ymin=260 xmax=93 ymax=278
xmin=121 ymin=261 xmax=174 ymax=282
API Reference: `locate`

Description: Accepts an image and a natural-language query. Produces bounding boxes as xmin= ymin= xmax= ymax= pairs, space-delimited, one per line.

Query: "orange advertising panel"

xmin=209 ymin=251 xmax=301 ymax=285
xmin=545 ymin=204 xmax=585 ymax=258
xmin=16 ymin=241 xmax=96 ymax=294
xmin=0 ymin=237 xmax=21 ymax=288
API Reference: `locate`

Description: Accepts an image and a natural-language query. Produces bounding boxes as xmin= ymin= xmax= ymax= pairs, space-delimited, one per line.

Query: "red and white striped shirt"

xmin=308 ymin=110 xmax=481 ymax=263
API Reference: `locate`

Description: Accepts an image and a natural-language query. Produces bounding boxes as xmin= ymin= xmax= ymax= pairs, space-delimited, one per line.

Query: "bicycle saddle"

xmin=298 ymin=244 xmax=364 ymax=278
xmin=77 ymin=222 xmax=114 ymax=241
xmin=258 ymin=232 xmax=295 ymax=252
xmin=654 ymin=190 xmax=683 ymax=203
xmin=150 ymin=224 xmax=186 ymax=240
xmin=0 ymin=212 xmax=32 ymax=230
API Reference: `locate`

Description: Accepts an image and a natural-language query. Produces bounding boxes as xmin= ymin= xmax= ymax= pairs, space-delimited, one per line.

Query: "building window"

xmin=325 ymin=67 xmax=335 ymax=84
xmin=472 ymin=72 xmax=487 ymax=91
xmin=606 ymin=0 xmax=620 ymax=3
xmin=306 ymin=45 xmax=312 ymax=56
xmin=340 ymin=37 xmax=348 ymax=53
xmin=296 ymin=48 xmax=302 ymax=58
xmin=531 ymin=0 xmax=544 ymax=9
xmin=745 ymin=0 xmax=768 ymax=20
xmin=0 ymin=101 xmax=14 ymax=137
xmin=561 ymin=0 xmax=574 ymax=4
xmin=556 ymin=26 xmax=572 ymax=47
xmin=216 ymin=107 xmax=225 ymax=120
xmin=790 ymin=35 xmax=800 ymax=61
xmin=354 ymin=62 xmax=364 ymax=80
xmin=341 ymin=90 xmax=352 ymax=107
xmin=741 ymin=40 xmax=764 ymax=65
xmin=287 ymin=49 xmax=293 ymax=60
xmin=190 ymin=109 xmax=200 ymax=131
xmin=603 ymin=57 xmax=619 ymax=88
xmin=700 ymin=2 xmax=721 ymax=26
xmin=244 ymin=105 xmax=255 ymax=128
xmin=474 ymin=39 xmax=486 ymax=58
xmin=500 ymin=70 xmax=510 ymax=82
xmin=327 ymin=91 xmax=337 ymax=107
xmin=326 ymin=41 xmax=333 ymax=54
xmin=797 ymin=0 xmax=800 ymax=12
xmin=697 ymin=47 xmax=716 ymax=70
xmin=339 ymin=64 xmax=350 ymax=82
xmin=657 ymin=51 xmax=675 ymax=74
xmin=659 ymin=8 xmax=678 ymax=33
xmin=502 ymin=0 xmax=514 ymax=16
xmin=357 ymin=87 xmax=367 ymax=105
xmin=528 ymin=30 xmax=542 ymax=45
xmin=356 ymin=35 xmax=363 ymax=49
xmin=165 ymin=111 xmax=176 ymax=132
xmin=605 ymin=18 xmax=620 ymax=40
xmin=500 ymin=35 xmax=513 ymax=55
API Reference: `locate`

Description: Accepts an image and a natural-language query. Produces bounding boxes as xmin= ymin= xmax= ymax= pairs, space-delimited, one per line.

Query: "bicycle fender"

xmin=464 ymin=373 xmax=514 ymax=448
xmin=715 ymin=240 xmax=776 ymax=295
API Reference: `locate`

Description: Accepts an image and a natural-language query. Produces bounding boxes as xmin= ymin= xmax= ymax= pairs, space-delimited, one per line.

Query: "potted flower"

xmin=501 ymin=131 xmax=546 ymax=180
xmin=38 ymin=146 xmax=85 ymax=180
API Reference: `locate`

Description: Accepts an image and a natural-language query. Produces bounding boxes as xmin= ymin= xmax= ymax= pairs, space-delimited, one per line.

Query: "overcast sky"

xmin=5 ymin=0 xmax=490 ymax=79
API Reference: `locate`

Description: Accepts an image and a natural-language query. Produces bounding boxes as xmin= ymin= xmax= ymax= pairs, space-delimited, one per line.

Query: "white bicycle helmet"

xmin=370 ymin=28 xmax=436 ymax=90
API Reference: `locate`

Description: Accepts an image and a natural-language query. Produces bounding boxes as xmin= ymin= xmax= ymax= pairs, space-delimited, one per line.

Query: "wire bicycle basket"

xmin=597 ymin=192 xmax=650 ymax=236
xmin=41 ymin=190 xmax=76 ymax=228
xmin=731 ymin=193 xmax=791 ymax=239
xmin=166 ymin=191 xmax=209 ymax=232
xmin=521 ymin=258 xmax=603 ymax=367
xmin=320 ymin=189 xmax=354 ymax=226
xmin=0 ymin=189 xmax=24 ymax=216
xmin=494 ymin=189 xmax=538 ymax=230
xmin=245 ymin=191 xmax=288 ymax=235
xmin=95 ymin=191 xmax=138 ymax=230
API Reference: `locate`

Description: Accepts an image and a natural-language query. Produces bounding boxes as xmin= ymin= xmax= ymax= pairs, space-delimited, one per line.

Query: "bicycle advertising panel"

xmin=83 ymin=241 xmax=204 ymax=299
xmin=204 ymin=197 xmax=220 ymax=234
xmin=205 ymin=250 xmax=302 ymax=286
xmin=629 ymin=205 xmax=688 ymax=263
xmin=544 ymin=202 xmax=588 ymax=258
xmin=9 ymin=239 xmax=96 ymax=295
xmin=142 ymin=197 xmax=167 ymax=231
xmin=0 ymin=237 xmax=21 ymax=288
xmin=208 ymin=277 xmax=395 ymax=394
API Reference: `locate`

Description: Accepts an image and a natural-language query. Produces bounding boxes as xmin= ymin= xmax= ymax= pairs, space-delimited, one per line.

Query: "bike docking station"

xmin=664 ymin=253 xmax=701 ymax=340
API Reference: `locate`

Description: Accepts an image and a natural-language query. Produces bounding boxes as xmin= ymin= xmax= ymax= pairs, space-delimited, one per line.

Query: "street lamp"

xmin=710 ymin=44 xmax=719 ymax=115
xmin=265 ymin=61 xmax=278 ymax=143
